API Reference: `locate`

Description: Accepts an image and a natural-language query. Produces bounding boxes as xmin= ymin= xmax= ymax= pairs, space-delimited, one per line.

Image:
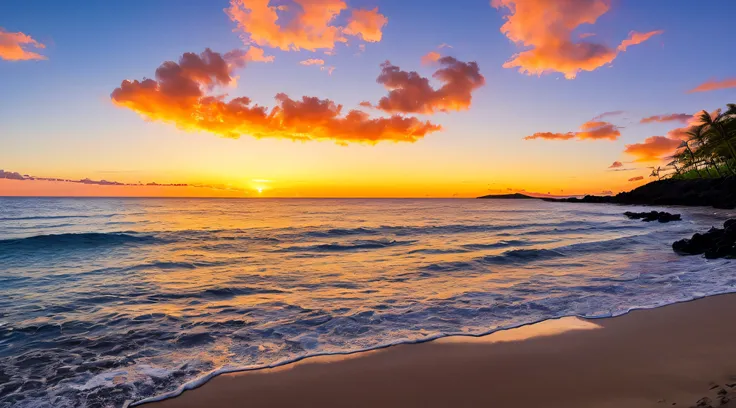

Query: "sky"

xmin=1 ymin=0 xmax=735 ymax=198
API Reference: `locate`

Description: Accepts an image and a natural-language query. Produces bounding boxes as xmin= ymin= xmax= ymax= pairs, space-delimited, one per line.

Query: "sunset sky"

xmin=1 ymin=0 xmax=735 ymax=197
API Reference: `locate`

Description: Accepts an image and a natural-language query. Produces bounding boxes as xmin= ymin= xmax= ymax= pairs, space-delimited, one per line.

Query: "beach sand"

xmin=145 ymin=293 xmax=736 ymax=408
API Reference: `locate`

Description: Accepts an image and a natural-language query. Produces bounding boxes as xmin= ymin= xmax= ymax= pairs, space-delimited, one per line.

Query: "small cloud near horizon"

xmin=628 ymin=176 xmax=644 ymax=182
xmin=524 ymin=119 xmax=621 ymax=141
xmin=639 ymin=113 xmax=691 ymax=124
xmin=609 ymin=161 xmax=623 ymax=168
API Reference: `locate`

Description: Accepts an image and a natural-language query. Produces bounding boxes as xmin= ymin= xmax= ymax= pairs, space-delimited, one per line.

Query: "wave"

xmin=478 ymin=248 xmax=567 ymax=265
xmin=130 ymin=290 xmax=736 ymax=408
xmin=278 ymin=221 xmax=605 ymax=240
xmin=460 ymin=240 xmax=536 ymax=250
xmin=0 ymin=214 xmax=115 ymax=221
xmin=304 ymin=227 xmax=379 ymax=238
xmin=147 ymin=286 xmax=285 ymax=301
xmin=278 ymin=239 xmax=416 ymax=252
xmin=0 ymin=232 xmax=158 ymax=250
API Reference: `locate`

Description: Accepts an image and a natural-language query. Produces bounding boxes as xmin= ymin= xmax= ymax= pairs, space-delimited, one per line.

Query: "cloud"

xmin=523 ymin=132 xmax=575 ymax=141
xmin=421 ymin=51 xmax=441 ymax=65
xmin=609 ymin=161 xmax=623 ymax=168
xmin=226 ymin=0 xmax=387 ymax=52
xmin=622 ymin=111 xmax=719 ymax=162
xmin=623 ymin=136 xmax=682 ymax=162
xmin=438 ymin=43 xmax=453 ymax=49
xmin=617 ymin=30 xmax=664 ymax=52
xmin=579 ymin=32 xmax=596 ymax=39
xmin=320 ymin=65 xmax=336 ymax=75
xmin=524 ymin=119 xmax=620 ymax=141
xmin=491 ymin=0 xmax=662 ymax=79
xmin=0 ymin=27 xmax=46 ymax=61
xmin=687 ymin=77 xmax=736 ymax=93
xmin=628 ymin=176 xmax=644 ymax=182
xmin=300 ymin=58 xmax=325 ymax=66
xmin=343 ymin=8 xmax=388 ymax=42
xmin=576 ymin=120 xmax=620 ymax=140
xmin=375 ymin=56 xmax=485 ymax=114
xmin=639 ymin=113 xmax=691 ymax=124
xmin=244 ymin=46 xmax=274 ymax=63
xmin=111 ymin=49 xmax=441 ymax=144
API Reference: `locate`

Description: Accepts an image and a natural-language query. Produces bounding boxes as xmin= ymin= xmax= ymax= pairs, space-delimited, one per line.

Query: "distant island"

xmin=477 ymin=193 xmax=538 ymax=199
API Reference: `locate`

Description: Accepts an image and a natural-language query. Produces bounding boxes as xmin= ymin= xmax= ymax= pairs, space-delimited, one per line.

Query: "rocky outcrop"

xmin=624 ymin=211 xmax=681 ymax=223
xmin=672 ymin=219 xmax=736 ymax=259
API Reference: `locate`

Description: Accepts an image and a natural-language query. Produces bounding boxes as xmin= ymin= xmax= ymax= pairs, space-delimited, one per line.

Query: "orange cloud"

xmin=609 ymin=161 xmax=623 ymax=168
xmin=343 ymin=8 xmax=388 ymax=42
xmin=640 ymin=113 xmax=691 ymax=124
xmin=621 ymin=110 xmax=719 ymax=162
xmin=628 ymin=176 xmax=644 ymax=182
xmin=617 ymin=30 xmax=664 ymax=52
xmin=300 ymin=58 xmax=325 ymax=66
xmin=577 ymin=120 xmax=620 ymax=140
xmin=0 ymin=27 xmax=46 ymax=61
xmin=376 ymin=57 xmax=485 ymax=114
xmin=524 ymin=119 xmax=620 ymax=141
xmin=421 ymin=51 xmax=441 ymax=65
xmin=623 ymin=136 xmax=682 ymax=162
xmin=491 ymin=0 xmax=662 ymax=79
xmin=226 ymin=0 xmax=387 ymax=52
xmin=523 ymin=132 xmax=575 ymax=141
xmin=111 ymin=49 xmax=440 ymax=144
xmin=687 ymin=78 xmax=736 ymax=93
xmin=244 ymin=46 xmax=274 ymax=62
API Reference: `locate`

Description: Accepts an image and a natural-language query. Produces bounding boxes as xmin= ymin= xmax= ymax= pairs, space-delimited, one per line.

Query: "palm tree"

xmin=679 ymin=140 xmax=705 ymax=178
xmin=666 ymin=159 xmax=682 ymax=177
xmin=699 ymin=109 xmax=736 ymax=164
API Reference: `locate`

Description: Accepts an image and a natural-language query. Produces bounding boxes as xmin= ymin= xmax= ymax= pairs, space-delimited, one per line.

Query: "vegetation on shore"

xmin=655 ymin=103 xmax=736 ymax=180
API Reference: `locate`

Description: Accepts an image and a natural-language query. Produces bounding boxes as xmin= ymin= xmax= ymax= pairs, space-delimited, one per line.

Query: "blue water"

xmin=0 ymin=198 xmax=734 ymax=407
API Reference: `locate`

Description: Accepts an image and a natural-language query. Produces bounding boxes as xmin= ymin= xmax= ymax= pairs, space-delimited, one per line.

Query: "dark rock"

xmin=695 ymin=396 xmax=713 ymax=407
xmin=673 ymin=219 xmax=736 ymax=259
xmin=624 ymin=211 xmax=682 ymax=223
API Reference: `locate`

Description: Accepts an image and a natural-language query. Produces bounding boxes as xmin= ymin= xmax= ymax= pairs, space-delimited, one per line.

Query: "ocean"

xmin=1 ymin=197 xmax=734 ymax=408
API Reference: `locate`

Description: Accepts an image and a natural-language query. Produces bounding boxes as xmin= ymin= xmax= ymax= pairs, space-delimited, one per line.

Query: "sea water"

xmin=0 ymin=198 xmax=734 ymax=407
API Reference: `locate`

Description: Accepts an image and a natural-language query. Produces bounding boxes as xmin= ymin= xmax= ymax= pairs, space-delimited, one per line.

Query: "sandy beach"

xmin=142 ymin=293 xmax=736 ymax=408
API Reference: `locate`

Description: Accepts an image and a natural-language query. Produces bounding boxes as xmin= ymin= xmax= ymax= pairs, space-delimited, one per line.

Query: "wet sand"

xmin=144 ymin=293 xmax=736 ymax=408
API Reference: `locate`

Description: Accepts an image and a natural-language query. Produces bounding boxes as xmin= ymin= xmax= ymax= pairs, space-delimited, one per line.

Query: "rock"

xmin=725 ymin=219 xmax=736 ymax=230
xmin=673 ymin=220 xmax=736 ymax=259
xmin=624 ymin=211 xmax=682 ymax=223
xmin=695 ymin=396 xmax=713 ymax=407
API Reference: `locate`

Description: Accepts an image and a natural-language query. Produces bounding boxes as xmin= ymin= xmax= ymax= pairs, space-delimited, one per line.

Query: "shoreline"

xmin=139 ymin=292 xmax=736 ymax=408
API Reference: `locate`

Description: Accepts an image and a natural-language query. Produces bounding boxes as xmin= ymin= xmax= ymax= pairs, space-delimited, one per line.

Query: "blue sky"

xmin=1 ymin=0 xmax=734 ymax=197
